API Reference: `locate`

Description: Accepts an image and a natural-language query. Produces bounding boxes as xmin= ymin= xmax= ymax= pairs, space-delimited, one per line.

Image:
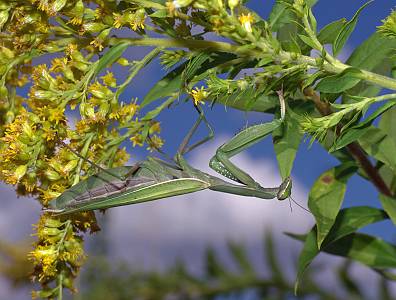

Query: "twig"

xmin=304 ymin=87 xmax=392 ymax=197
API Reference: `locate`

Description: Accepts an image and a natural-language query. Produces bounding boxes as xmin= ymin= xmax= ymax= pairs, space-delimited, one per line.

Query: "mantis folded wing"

xmin=45 ymin=91 xmax=292 ymax=215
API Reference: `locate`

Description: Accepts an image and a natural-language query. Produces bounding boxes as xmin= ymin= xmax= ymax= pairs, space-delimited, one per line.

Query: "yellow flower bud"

xmin=228 ymin=0 xmax=239 ymax=10
xmin=14 ymin=165 xmax=28 ymax=182
xmin=62 ymin=159 xmax=78 ymax=174
xmin=45 ymin=169 xmax=61 ymax=181
xmin=44 ymin=218 xmax=63 ymax=228
xmin=117 ymin=57 xmax=129 ymax=66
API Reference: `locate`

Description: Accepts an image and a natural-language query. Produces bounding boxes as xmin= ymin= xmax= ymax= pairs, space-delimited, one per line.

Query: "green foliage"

xmin=77 ymin=232 xmax=393 ymax=300
xmin=2 ymin=0 xmax=396 ymax=298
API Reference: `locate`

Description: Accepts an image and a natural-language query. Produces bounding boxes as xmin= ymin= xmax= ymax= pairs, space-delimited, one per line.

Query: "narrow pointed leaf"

xmin=332 ymin=101 xmax=396 ymax=151
xmin=324 ymin=233 xmax=396 ymax=269
xmin=343 ymin=33 xmax=396 ymax=103
xmin=273 ymin=111 xmax=303 ymax=179
xmin=228 ymin=241 xmax=255 ymax=275
xmin=379 ymin=194 xmax=396 ymax=225
xmin=269 ymin=0 xmax=317 ymax=31
xmin=379 ymin=105 xmax=396 ymax=144
xmin=308 ymin=163 xmax=357 ymax=248
xmin=142 ymin=52 xmax=236 ymax=108
xmin=317 ymin=19 xmax=347 ymax=45
xmin=358 ymin=127 xmax=396 ymax=172
xmin=333 ymin=1 xmax=373 ymax=56
xmin=264 ymin=232 xmax=284 ymax=281
xmin=93 ymin=43 xmax=129 ymax=78
xmin=290 ymin=206 xmax=388 ymax=293
xmin=315 ymin=68 xmax=362 ymax=93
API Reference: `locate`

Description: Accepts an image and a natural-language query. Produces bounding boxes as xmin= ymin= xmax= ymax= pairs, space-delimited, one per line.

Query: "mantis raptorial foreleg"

xmin=209 ymin=90 xmax=286 ymax=189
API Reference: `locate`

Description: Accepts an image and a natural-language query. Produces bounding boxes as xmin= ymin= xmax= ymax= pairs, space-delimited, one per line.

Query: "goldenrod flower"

xmin=131 ymin=10 xmax=146 ymax=31
xmin=120 ymin=103 xmax=138 ymax=117
xmin=147 ymin=135 xmax=164 ymax=152
xmin=48 ymin=107 xmax=65 ymax=125
xmin=166 ymin=1 xmax=177 ymax=16
xmin=190 ymin=86 xmax=208 ymax=106
xmin=130 ymin=135 xmax=143 ymax=147
xmin=239 ymin=13 xmax=254 ymax=33
xmin=101 ymin=72 xmax=117 ymax=87
xmin=90 ymin=38 xmax=104 ymax=51
xmin=149 ymin=121 xmax=161 ymax=134
xmin=113 ymin=13 xmax=124 ymax=29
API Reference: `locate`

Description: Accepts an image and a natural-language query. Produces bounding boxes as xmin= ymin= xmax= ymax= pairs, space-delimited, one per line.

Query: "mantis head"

xmin=277 ymin=176 xmax=292 ymax=200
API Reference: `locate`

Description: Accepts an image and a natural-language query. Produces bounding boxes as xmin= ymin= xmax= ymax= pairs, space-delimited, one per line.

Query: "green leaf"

xmin=149 ymin=9 xmax=167 ymax=18
xmin=141 ymin=96 xmax=176 ymax=121
xmin=290 ymin=206 xmax=388 ymax=293
xmin=317 ymin=19 xmax=347 ymax=45
xmin=358 ymin=127 xmax=396 ymax=172
xmin=142 ymin=52 xmax=236 ymax=108
xmin=379 ymin=194 xmax=396 ymax=225
xmin=271 ymin=0 xmax=317 ymax=53
xmin=379 ymin=105 xmax=396 ymax=145
xmin=268 ymin=0 xmax=295 ymax=32
xmin=315 ymin=68 xmax=362 ymax=93
xmin=181 ymin=52 xmax=211 ymax=85
xmin=331 ymin=127 xmax=371 ymax=152
xmin=228 ymin=241 xmax=255 ymax=275
xmin=273 ymin=109 xmax=303 ymax=179
xmin=308 ymin=163 xmax=357 ymax=248
xmin=331 ymin=101 xmax=396 ymax=151
xmin=324 ymin=233 xmax=396 ymax=269
xmin=264 ymin=232 xmax=284 ymax=281
xmin=333 ymin=1 xmax=373 ymax=56
xmin=294 ymin=228 xmax=317 ymax=294
xmin=343 ymin=33 xmax=396 ymax=103
xmin=92 ymin=42 xmax=129 ymax=78
xmin=269 ymin=0 xmax=317 ymax=31
xmin=205 ymin=248 xmax=229 ymax=278
xmin=323 ymin=206 xmax=388 ymax=244
xmin=142 ymin=63 xmax=184 ymax=108
xmin=298 ymin=34 xmax=318 ymax=50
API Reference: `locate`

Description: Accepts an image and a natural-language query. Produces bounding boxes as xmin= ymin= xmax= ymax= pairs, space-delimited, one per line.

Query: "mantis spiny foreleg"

xmin=209 ymin=90 xmax=288 ymax=190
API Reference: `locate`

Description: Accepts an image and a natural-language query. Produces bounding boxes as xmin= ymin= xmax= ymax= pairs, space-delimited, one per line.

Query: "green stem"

xmin=107 ymin=37 xmax=396 ymax=92
xmin=115 ymin=47 xmax=162 ymax=98
xmin=72 ymin=134 xmax=94 ymax=186
xmin=374 ymin=93 xmax=396 ymax=102
xmin=123 ymin=0 xmax=164 ymax=9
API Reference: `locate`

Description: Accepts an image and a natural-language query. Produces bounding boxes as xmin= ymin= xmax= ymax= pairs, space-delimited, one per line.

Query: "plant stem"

xmin=108 ymin=37 xmax=396 ymax=91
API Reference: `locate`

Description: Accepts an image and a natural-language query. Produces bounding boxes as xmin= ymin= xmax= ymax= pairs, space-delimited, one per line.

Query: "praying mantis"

xmin=45 ymin=91 xmax=292 ymax=215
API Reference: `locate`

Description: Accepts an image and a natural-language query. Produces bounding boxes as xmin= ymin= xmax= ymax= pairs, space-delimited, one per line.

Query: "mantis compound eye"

xmin=277 ymin=176 xmax=292 ymax=200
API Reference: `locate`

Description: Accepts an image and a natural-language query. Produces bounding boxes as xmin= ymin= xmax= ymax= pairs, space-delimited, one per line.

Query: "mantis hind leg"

xmin=59 ymin=140 xmax=139 ymax=181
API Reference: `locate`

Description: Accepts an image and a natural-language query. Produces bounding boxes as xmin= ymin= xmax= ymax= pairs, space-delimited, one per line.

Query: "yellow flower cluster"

xmin=113 ymin=9 xmax=146 ymax=31
xmin=0 ymin=0 xmax=221 ymax=297
xmin=190 ymin=86 xmax=208 ymax=106
xmin=30 ymin=216 xmax=85 ymax=298
xmin=0 ymin=2 xmax=162 ymax=295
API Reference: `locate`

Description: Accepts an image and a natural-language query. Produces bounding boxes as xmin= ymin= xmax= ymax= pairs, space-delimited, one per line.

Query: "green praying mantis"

xmin=45 ymin=91 xmax=292 ymax=215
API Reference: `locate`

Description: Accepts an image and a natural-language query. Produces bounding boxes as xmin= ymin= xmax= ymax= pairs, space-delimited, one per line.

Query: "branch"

xmin=107 ymin=38 xmax=396 ymax=91
xmin=304 ymin=87 xmax=393 ymax=197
